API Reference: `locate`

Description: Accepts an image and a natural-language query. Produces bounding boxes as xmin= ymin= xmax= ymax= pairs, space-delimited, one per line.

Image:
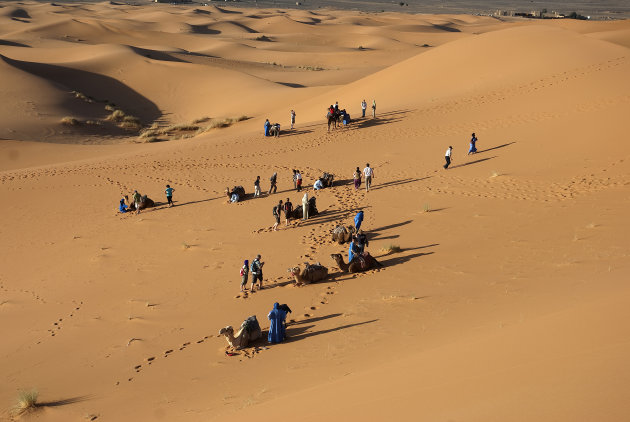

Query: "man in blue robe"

xmin=268 ymin=302 xmax=287 ymax=343
xmin=264 ymin=119 xmax=271 ymax=136
xmin=354 ymin=210 xmax=364 ymax=232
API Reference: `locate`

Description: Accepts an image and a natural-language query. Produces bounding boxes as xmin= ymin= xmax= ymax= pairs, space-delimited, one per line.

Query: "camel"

xmin=288 ymin=263 xmax=328 ymax=286
xmin=291 ymin=196 xmax=318 ymax=219
xmin=126 ymin=194 xmax=155 ymax=211
xmin=319 ymin=172 xmax=335 ymax=188
xmin=269 ymin=123 xmax=281 ymax=137
xmin=327 ymin=110 xmax=341 ymax=131
xmin=331 ymin=225 xmax=355 ymax=244
xmin=330 ymin=252 xmax=383 ymax=273
xmin=219 ymin=315 xmax=262 ymax=349
xmin=226 ymin=186 xmax=246 ymax=202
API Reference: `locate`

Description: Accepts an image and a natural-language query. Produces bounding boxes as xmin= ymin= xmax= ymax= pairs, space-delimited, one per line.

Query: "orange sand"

xmin=1 ymin=3 xmax=629 ymax=421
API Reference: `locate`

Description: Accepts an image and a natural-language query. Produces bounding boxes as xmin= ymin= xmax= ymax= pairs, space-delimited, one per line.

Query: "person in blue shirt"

xmin=264 ymin=119 xmax=271 ymax=136
xmin=165 ymin=184 xmax=175 ymax=207
xmin=468 ymin=132 xmax=478 ymax=155
xmin=354 ymin=210 xmax=364 ymax=232
xmin=119 ymin=198 xmax=128 ymax=213
xmin=268 ymin=302 xmax=287 ymax=343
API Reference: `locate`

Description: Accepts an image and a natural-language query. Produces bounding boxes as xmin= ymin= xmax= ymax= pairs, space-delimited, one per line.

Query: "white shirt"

xmin=314 ymin=180 xmax=323 ymax=190
xmin=296 ymin=173 xmax=302 ymax=180
xmin=445 ymin=148 xmax=452 ymax=157
xmin=363 ymin=167 xmax=373 ymax=178
xmin=302 ymin=193 xmax=308 ymax=204
xmin=361 ymin=101 xmax=367 ymax=109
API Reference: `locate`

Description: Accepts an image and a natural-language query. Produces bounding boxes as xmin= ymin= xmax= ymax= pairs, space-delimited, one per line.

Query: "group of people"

xmin=271 ymin=192 xmax=311 ymax=231
xmin=240 ymin=254 xmax=265 ymax=292
xmin=443 ymin=133 xmax=479 ymax=170
xmin=118 ymin=185 xmax=175 ymax=214
xmin=360 ymin=99 xmax=376 ymax=118
xmin=353 ymin=163 xmax=375 ymax=192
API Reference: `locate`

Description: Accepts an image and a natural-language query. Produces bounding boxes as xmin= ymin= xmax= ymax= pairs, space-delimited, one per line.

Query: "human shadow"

xmin=379 ymin=251 xmax=434 ymax=267
xmin=289 ymin=313 xmax=342 ymax=325
xmin=299 ymin=205 xmax=370 ymax=227
xmin=285 ymin=319 xmax=378 ymax=341
xmin=369 ymin=220 xmax=413 ymax=233
xmin=370 ymin=176 xmax=432 ymax=191
xmin=334 ymin=178 xmax=354 ymax=186
xmin=476 ymin=141 xmax=515 ymax=154
xmin=450 ymin=156 xmax=496 ymax=169
xmin=278 ymin=128 xmax=314 ymax=137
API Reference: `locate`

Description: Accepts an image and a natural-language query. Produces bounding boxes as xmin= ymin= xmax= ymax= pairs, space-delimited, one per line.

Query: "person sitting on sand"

xmin=313 ymin=179 xmax=323 ymax=191
xmin=119 ymin=198 xmax=128 ymax=213
xmin=268 ymin=302 xmax=287 ymax=344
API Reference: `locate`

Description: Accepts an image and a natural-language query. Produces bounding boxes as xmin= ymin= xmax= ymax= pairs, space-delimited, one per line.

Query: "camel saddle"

xmin=240 ymin=315 xmax=260 ymax=334
xmin=304 ymin=263 xmax=326 ymax=274
xmin=353 ymin=253 xmax=372 ymax=271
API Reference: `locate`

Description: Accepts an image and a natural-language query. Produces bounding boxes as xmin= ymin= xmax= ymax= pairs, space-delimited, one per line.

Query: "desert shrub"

xmin=61 ymin=116 xmax=80 ymax=126
xmin=13 ymin=390 xmax=38 ymax=416
xmin=105 ymin=104 xmax=117 ymax=112
xmin=381 ymin=244 xmax=402 ymax=254
xmin=107 ymin=109 xmax=126 ymax=121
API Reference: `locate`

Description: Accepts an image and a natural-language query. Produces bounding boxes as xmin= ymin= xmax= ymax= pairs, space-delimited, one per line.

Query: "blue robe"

xmin=268 ymin=302 xmax=287 ymax=343
xmin=264 ymin=121 xmax=270 ymax=136
xmin=348 ymin=241 xmax=356 ymax=263
xmin=354 ymin=211 xmax=364 ymax=231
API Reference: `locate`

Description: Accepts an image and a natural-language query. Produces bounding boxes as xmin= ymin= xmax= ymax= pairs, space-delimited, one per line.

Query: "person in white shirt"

xmin=313 ymin=179 xmax=323 ymax=191
xmin=444 ymin=146 xmax=453 ymax=169
xmin=363 ymin=164 xmax=374 ymax=192
xmin=361 ymin=100 xmax=367 ymax=118
xmin=302 ymin=192 xmax=309 ymax=220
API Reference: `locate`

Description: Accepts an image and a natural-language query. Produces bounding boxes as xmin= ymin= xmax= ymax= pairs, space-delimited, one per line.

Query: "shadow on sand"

xmin=285 ymin=319 xmax=378 ymax=341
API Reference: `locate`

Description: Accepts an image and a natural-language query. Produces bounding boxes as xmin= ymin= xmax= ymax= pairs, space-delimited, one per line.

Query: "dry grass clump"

xmin=85 ymin=120 xmax=102 ymax=126
xmin=61 ymin=116 xmax=80 ymax=126
xmin=71 ymin=91 xmax=94 ymax=103
xmin=107 ymin=109 xmax=126 ymax=121
xmin=139 ymin=116 xmax=249 ymax=141
xmin=380 ymin=244 xmax=402 ymax=254
xmin=104 ymin=104 xmax=117 ymax=112
xmin=12 ymin=390 xmax=39 ymax=416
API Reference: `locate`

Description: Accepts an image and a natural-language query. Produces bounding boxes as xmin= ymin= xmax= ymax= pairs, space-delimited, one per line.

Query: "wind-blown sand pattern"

xmin=1 ymin=2 xmax=629 ymax=421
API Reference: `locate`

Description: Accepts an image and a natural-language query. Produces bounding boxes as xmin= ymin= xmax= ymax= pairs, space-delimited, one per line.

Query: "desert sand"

xmin=1 ymin=2 xmax=630 ymax=421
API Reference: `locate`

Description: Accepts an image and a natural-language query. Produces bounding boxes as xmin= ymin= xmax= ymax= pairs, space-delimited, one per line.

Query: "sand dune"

xmin=1 ymin=2 xmax=629 ymax=421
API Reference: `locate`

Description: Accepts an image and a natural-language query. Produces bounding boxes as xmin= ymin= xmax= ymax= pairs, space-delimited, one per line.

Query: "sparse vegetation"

xmin=105 ymin=104 xmax=117 ymax=112
xmin=107 ymin=109 xmax=126 ymax=121
xmin=13 ymin=390 xmax=39 ymax=416
xmin=381 ymin=244 xmax=402 ymax=254
xmin=182 ymin=242 xmax=191 ymax=250
xmin=423 ymin=203 xmax=430 ymax=213
xmin=298 ymin=65 xmax=325 ymax=71
xmin=139 ymin=116 xmax=248 ymax=141
xmin=490 ymin=170 xmax=499 ymax=178
xmin=71 ymin=91 xmax=94 ymax=103
xmin=61 ymin=116 xmax=80 ymax=126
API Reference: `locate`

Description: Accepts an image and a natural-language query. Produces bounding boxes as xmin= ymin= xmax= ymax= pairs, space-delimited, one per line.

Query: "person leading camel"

xmin=268 ymin=302 xmax=287 ymax=344
xmin=354 ymin=210 xmax=364 ymax=232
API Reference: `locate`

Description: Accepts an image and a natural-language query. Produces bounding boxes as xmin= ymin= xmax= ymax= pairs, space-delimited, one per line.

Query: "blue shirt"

xmin=165 ymin=187 xmax=174 ymax=197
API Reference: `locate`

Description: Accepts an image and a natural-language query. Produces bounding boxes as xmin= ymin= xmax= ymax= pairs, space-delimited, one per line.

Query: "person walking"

xmin=283 ymin=197 xmax=293 ymax=226
xmin=372 ymin=99 xmax=376 ymax=118
xmin=254 ymin=176 xmax=261 ymax=197
xmin=468 ymin=133 xmax=478 ymax=155
xmin=296 ymin=170 xmax=303 ymax=192
xmin=363 ymin=163 xmax=374 ymax=192
xmin=302 ymin=192 xmax=309 ymax=221
xmin=361 ymin=99 xmax=367 ymax=118
xmin=132 ymin=190 xmax=142 ymax=215
xmin=354 ymin=210 xmax=364 ymax=232
xmin=290 ymin=109 xmax=296 ymax=130
xmin=444 ymin=146 xmax=453 ymax=169
xmin=272 ymin=200 xmax=283 ymax=231
xmin=165 ymin=184 xmax=175 ymax=207
xmin=240 ymin=260 xmax=249 ymax=292
xmin=353 ymin=166 xmax=362 ymax=190
xmin=250 ymin=255 xmax=264 ymax=291
xmin=269 ymin=172 xmax=277 ymax=194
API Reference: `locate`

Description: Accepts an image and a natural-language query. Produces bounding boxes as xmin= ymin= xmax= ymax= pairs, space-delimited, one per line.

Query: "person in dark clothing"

xmin=444 ymin=146 xmax=453 ymax=169
xmin=269 ymin=172 xmax=277 ymax=194
xmin=272 ymin=200 xmax=283 ymax=231
xmin=283 ymin=197 xmax=293 ymax=226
